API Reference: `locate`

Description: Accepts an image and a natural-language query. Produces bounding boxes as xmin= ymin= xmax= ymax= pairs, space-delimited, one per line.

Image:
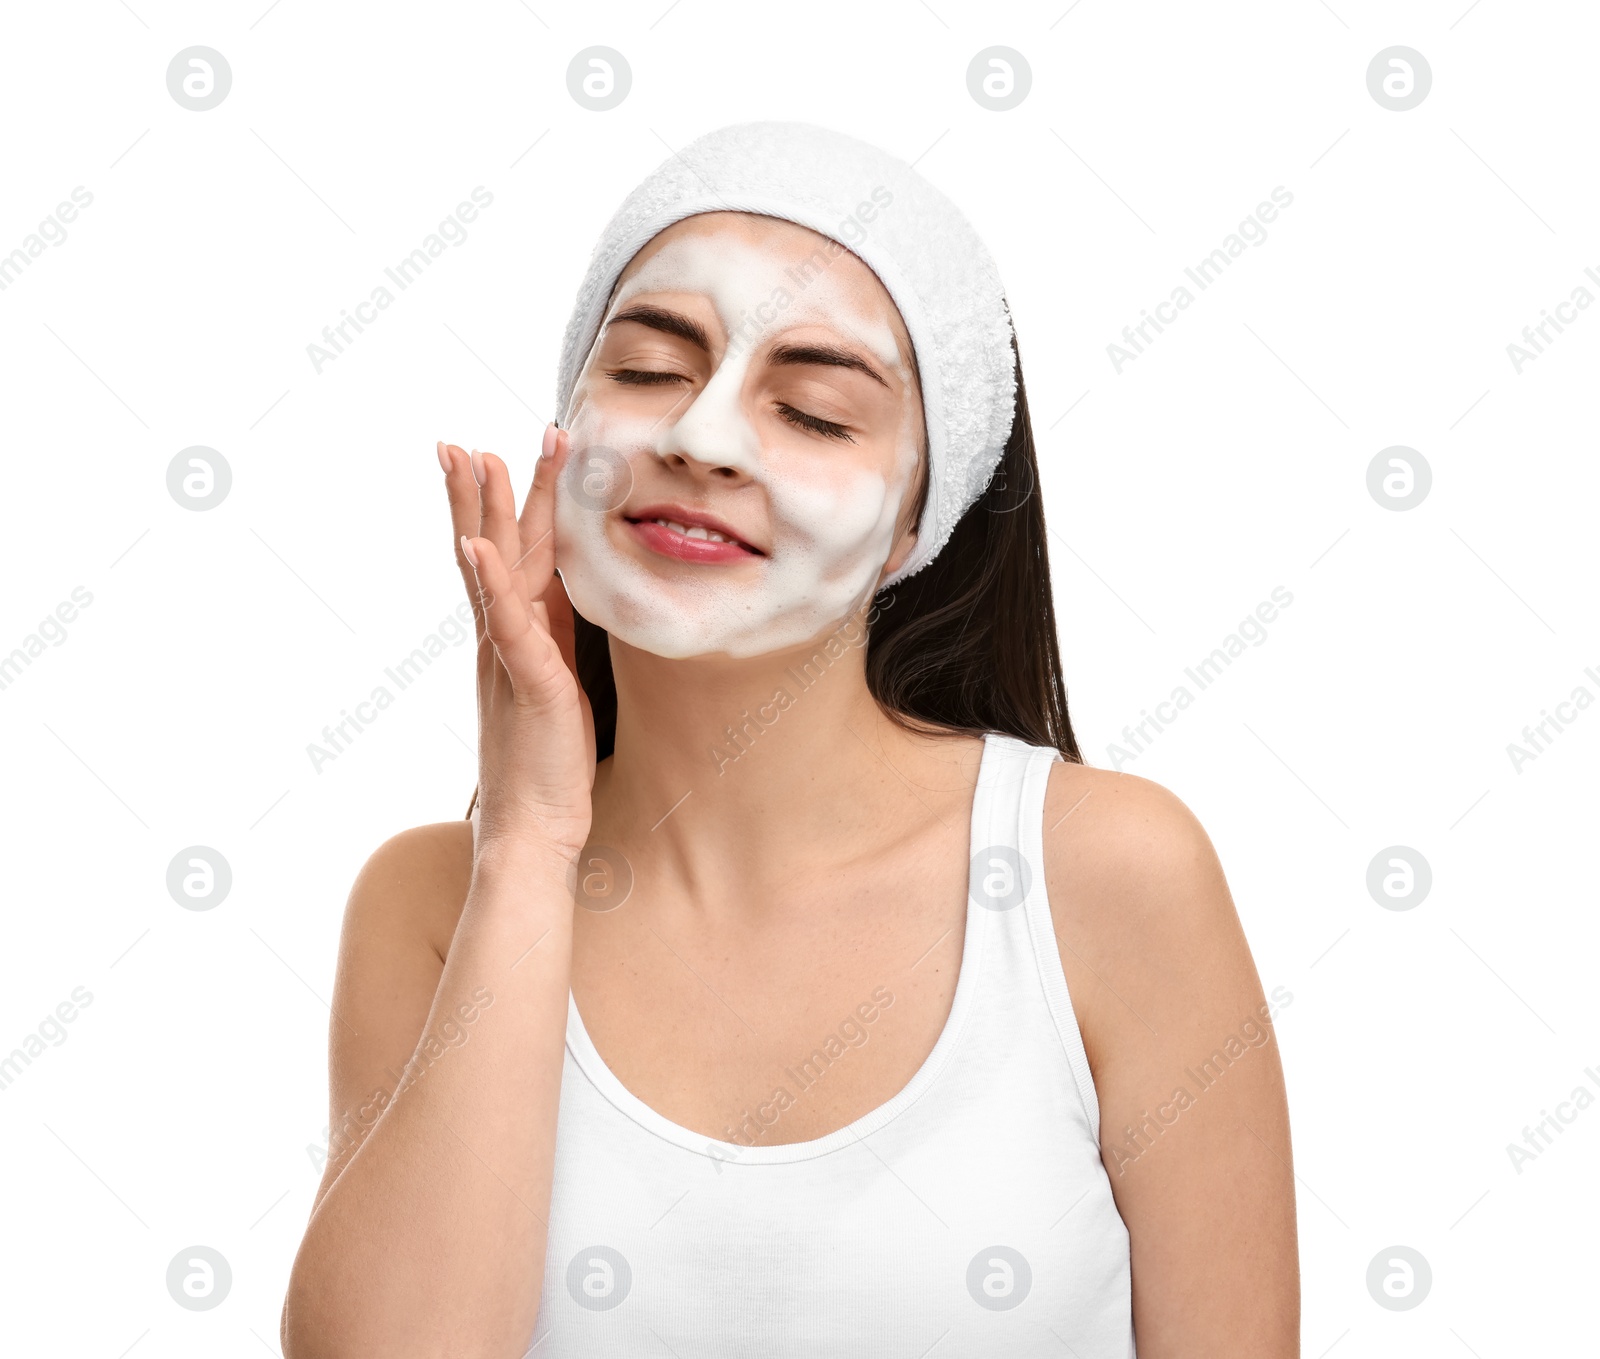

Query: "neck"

xmin=590 ymin=610 xmax=929 ymax=898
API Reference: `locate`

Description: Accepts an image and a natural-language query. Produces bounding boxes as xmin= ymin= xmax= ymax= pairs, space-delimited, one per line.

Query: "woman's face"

xmin=553 ymin=211 xmax=925 ymax=660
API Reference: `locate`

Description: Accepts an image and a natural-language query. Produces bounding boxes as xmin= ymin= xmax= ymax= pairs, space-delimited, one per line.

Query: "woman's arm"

xmin=282 ymin=433 xmax=595 ymax=1357
xmin=281 ymin=824 xmax=576 ymax=1357
xmin=1044 ymin=763 xmax=1300 ymax=1356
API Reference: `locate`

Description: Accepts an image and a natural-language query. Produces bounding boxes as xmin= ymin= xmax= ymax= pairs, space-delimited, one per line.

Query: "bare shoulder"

xmin=1039 ymin=760 xmax=1254 ymax=1070
xmin=343 ymin=818 xmax=477 ymax=962
xmin=1039 ymin=761 xmax=1300 ymax=1349
xmin=1041 ymin=761 xmax=1232 ymax=921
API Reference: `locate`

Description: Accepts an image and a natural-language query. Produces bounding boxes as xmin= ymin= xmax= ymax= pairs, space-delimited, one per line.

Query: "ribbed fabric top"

xmin=527 ymin=731 xmax=1136 ymax=1357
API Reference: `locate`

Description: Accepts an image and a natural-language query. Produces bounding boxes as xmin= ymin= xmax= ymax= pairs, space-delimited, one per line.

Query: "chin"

xmin=564 ymin=574 xmax=881 ymax=666
xmin=556 ymin=512 xmax=890 ymax=661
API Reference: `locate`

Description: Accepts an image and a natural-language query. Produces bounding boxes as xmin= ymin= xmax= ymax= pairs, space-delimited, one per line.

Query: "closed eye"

xmin=775 ymin=402 xmax=854 ymax=442
xmin=606 ymin=368 xmax=688 ymax=386
xmin=609 ymin=371 xmax=854 ymax=442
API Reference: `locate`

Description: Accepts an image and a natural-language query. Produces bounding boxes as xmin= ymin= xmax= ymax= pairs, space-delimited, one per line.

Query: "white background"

xmin=1 ymin=0 xmax=1595 ymax=1354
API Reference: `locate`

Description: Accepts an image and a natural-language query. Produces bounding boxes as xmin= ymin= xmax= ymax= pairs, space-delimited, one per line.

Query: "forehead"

xmin=611 ymin=211 xmax=914 ymax=365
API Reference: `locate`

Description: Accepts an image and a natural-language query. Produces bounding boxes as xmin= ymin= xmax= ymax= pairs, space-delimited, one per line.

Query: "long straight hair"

xmin=465 ymin=336 xmax=1079 ymax=819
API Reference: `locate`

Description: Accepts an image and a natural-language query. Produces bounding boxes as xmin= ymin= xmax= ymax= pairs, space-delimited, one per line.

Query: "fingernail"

xmin=437 ymin=441 xmax=451 ymax=474
xmin=540 ymin=424 xmax=558 ymax=460
xmin=459 ymin=534 xmax=479 ymax=569
xmin=470 ymin=450 xmax=486 ymax=486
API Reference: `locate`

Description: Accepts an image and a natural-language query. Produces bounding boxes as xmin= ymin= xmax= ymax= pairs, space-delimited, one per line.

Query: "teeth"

xmin=651 ymin=518 xmax=734 ymax=545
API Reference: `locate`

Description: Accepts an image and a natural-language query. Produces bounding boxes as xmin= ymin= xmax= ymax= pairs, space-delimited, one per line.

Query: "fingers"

xmin=472 ymin=449 xmax=526 ymax=604
xmin=542 ymin=566 xmax=578 ymax=683
xmin=458 ymin=532 xmax=563 ymax=699
xmin=516 ymin=425 xmax=568 ymax=598
xmin=441 ymin=443 xmax=487 ymax=626
xmin=441 ymin=433 xmax=559 ymax=630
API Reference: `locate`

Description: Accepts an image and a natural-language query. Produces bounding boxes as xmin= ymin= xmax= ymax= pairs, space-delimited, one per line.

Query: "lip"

xmin=623 ymin=502 xmax=765 ymax=564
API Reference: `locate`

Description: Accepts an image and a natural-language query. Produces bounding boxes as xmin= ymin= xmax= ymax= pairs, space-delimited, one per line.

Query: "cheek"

xmin=562 ymin=388 xmax=662 ymax=472
xmin=766 ymin=457 xmax=904 ymax=572
xmin=553 ymin=400 xmax=649 ymax=560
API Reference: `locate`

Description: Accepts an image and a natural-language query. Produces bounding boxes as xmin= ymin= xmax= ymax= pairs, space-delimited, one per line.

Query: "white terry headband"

xmin=553 ymin=119 xmax=1018 ymax=586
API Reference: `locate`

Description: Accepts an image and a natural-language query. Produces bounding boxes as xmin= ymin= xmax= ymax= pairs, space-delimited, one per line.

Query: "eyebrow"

xmin=767 ymin=341 xmax=889 ymax=389
xmin=607 ymin=304 xmax=890 ymax=388
xmin=608 ymin=304 xmax=711 ymax=352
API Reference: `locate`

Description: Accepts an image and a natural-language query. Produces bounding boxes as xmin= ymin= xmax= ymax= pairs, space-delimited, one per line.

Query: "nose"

xmin=654 ymin=360 xmax=761 ymax=480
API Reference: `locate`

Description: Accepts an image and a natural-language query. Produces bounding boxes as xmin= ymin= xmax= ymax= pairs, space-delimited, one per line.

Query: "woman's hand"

xmin=441 ymin=427 xmax=595 ymax=862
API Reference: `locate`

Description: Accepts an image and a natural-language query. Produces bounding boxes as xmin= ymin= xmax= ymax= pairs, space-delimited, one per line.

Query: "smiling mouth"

xmin=623 ymin=510 xmax=765 ymax=564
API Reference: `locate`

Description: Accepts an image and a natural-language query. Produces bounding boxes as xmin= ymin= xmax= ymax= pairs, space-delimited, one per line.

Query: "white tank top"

xmin=526 ymin=731 xmax=1136 ymax=1356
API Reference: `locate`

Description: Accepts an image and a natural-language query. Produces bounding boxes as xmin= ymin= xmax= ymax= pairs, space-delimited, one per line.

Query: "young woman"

xmin=282 ymin=122 xmax=1298 ymax=1357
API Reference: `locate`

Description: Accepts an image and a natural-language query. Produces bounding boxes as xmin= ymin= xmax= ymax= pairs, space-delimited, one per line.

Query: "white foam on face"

xmin=553 ymin=227 xmax=921 ymax=661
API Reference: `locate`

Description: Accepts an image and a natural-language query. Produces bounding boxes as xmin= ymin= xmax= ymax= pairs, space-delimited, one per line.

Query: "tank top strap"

xmin=966 ymin=732 xmax=1103 ymax=1142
